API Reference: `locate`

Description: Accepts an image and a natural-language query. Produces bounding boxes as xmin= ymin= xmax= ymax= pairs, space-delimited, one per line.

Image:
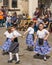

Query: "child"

xmin=2 ymin=27 xmax=13 ymax=53
xmin=8 ymin=26 xmax=22 ymax=64
xmin=34 ymin=23 xmax=51 ymax=61
xmin=6 ymin=12 xmax=12 ymax=28
xmin=24 ymin=21 xmax=35 ymax=51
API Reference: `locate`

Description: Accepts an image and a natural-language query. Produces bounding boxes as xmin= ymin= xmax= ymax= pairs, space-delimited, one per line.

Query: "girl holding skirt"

xmin=24 ymin=21 xmax=35 ymax=51
xmin=8 ymin=26 xmax=22 ymax=64
xmin=34 ymin=23 xmax=51 ymax=61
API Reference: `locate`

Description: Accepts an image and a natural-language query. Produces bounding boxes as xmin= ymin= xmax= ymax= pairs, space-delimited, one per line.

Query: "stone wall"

xmin=0 ymin=1 xmax=3 ymax=8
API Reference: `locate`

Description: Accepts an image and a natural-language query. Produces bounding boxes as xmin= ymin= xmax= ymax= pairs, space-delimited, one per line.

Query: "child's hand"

xmin=44 ymin=37 xmax=47 ymax=40
xmin=22 ymin=36 xmax=24 ymax=38
xmin=21 ymin=36 xmax=25 ymax=38
xmin=11 ymin=38 xmax=14 ymax=41
xmin=34 ymin=40 xmax=36 ymax=44
xmin=24 ymin=33 xmax=25 ymax=35
xmin=22 ymin=36 xmax=25 ymax=38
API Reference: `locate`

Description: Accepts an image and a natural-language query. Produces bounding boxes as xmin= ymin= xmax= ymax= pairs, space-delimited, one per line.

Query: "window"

xmin=25 ymin=0 xmax=28 ymax=1
xmin=0 ymin=0 xmax=2 ymax=3
xmin=12 ymin=0 xmax=17 ymax=8
xmin=3 ymin=0 xmax=9 ymax=7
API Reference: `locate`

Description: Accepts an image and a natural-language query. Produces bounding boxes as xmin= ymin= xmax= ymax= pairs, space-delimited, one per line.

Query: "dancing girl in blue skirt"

xmin=1 ymin=27 xmax=13 ymax=53
xmin=24 ymin=21 xmax=35 ymax=51
xmin=34 ymin=23 xmax=51 ymax=61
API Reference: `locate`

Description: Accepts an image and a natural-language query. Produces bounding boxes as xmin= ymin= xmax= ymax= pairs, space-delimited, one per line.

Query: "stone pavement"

xmin=0 ymin=27 xmax=52 ymax=65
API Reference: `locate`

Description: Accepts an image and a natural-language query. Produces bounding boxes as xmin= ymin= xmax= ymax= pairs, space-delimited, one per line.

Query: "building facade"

xmin=0 ymin=0 xmax=52 ymax=18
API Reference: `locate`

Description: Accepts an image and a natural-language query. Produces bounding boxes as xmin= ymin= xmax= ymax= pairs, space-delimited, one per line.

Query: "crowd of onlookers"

xmin=0 ymin=6 xmax=52 ymax=33
xmin=33 ymin=7 xmax=52 ymax=32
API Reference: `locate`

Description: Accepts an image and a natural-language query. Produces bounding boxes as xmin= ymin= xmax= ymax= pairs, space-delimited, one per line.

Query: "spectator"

xmin=11 ymin=12 xmax=17 ymax=26
xmin=6 ymin=12 xmax=12 ymax=28
xmin=0 ymin=9 xmax=4 ymax=27
xmin=43 ymin=15 xmax=49 ymax=28
xmin=37 ymin=15 xmax=44 ymax=24
xmin=45 ymin=8 xmax=52 ymax=18
xmin=33 ymin=8 xmax=41 ymax=19
xmin=1 ymin=6 xmax=7 ymax=21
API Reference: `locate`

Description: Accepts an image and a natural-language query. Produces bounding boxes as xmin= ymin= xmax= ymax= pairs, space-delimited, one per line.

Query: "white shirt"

xmin=12 ymin=30 xmax=22 ymax=37
xmin=37 ymin=18 xmax=43 ymax=24
xmin=37 ymin=29 xmax=49 ymax=38
xmin=27 ymin=27 xmax=34 ymax=34
xmin=4 ymin=31 xmax=13 ymax=38
xmin=6 ymin=16 xmax=11 ymax=22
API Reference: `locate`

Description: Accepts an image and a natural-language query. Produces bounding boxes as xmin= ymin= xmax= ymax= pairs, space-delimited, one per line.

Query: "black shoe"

xmin=8 ymin=60 xmax=13 ymax=63
xmin=36 ymin=54 xmax=40 ymax=56
xmin=15 ymin=60 xmax=20 ymax=64
xmin=27 ymin=46 xmax=33 ymax=51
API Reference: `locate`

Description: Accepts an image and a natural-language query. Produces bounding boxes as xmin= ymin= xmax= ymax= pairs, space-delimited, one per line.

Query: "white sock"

xmin=9 ymin=52 xmax=13 ymax=60
xmin=16 ymin=53 xmax=20 ymax=61
xmin=44 ymin=56 xmax=46 ymax=60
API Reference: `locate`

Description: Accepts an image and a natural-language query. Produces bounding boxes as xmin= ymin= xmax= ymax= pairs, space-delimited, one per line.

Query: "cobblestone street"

xmin=0 ymin=27 xmax=52 ymax=65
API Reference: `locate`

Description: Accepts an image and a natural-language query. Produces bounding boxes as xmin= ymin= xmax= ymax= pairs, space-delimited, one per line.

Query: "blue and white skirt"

xmin=26 ymin=34 xmax=34 ymax=46
xmin=34 ymin=40 xmax=51 ymax=55
xmin=2 ymin=38 xmax=12 ymax=52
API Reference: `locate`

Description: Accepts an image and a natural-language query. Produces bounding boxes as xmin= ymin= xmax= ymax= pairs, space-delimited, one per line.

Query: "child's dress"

xmin=9 ymin=30 xmax=21 ymax=53
xmin=26 ymin=27 xmax=34 ymax=46
xmin=2 ymin=31 xmax=13 ymax=52
xmin=34 ymin=29 xmax=51 ymax=55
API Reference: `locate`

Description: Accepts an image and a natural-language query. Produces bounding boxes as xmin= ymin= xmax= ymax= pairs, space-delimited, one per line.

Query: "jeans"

xmin=6 ymin=22 xmax=11 ymax=28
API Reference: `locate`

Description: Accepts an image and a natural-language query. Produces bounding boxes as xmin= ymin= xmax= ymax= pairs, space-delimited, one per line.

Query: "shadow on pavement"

xmin=33 ymin=54 xmax=50 ymax=60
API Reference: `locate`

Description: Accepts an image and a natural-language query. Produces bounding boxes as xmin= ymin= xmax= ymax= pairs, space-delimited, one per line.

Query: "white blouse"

xmin=37 ymin=29 xmax=49 ymax=38
xmin=6 ymin=16 xmax=11 ymax=22
xmin=12 ymin=30 xmax=22 ymax=37
xmin=27 ymin=27 xmax=34 ymax=34
xmin=4 ymin=31 xmax=13 ymax=38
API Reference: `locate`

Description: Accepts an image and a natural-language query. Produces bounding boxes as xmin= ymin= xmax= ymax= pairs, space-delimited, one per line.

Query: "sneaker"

xmin=15 ymin=60 xmax=20 ymax=64
xmin=36 ymin=54 xmax=40 ymax=56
